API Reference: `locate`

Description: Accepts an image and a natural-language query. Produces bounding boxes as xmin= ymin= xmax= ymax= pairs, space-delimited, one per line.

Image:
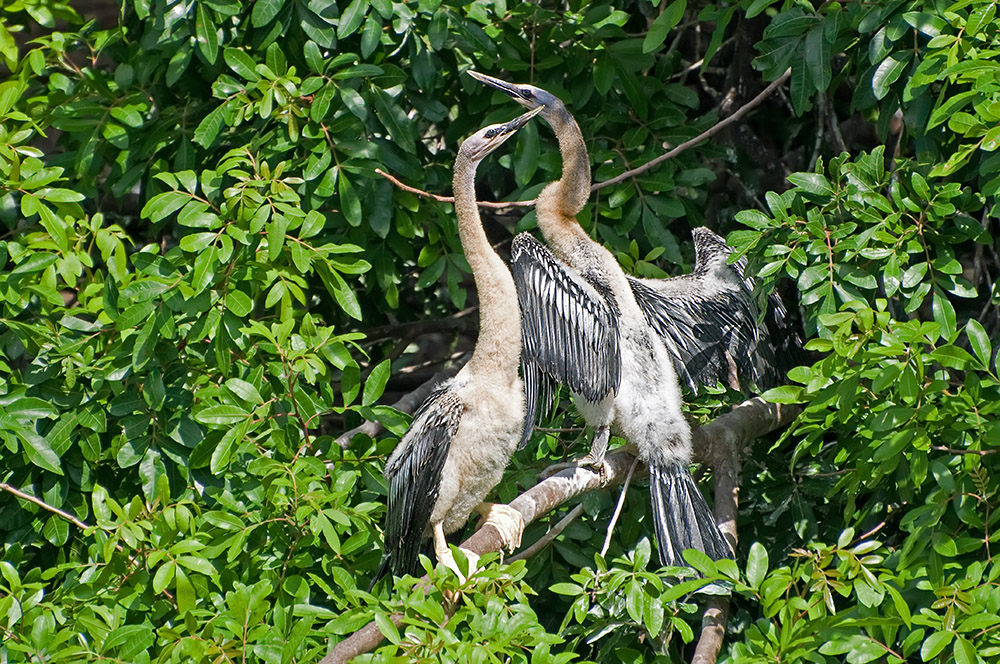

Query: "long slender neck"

xmin=535 ymin=104 xmax=640 ymax=315
xmin=535 ymin=106 xmax=594 ymax=261
xmin=452 ymin=152 xmax=521 ymax=377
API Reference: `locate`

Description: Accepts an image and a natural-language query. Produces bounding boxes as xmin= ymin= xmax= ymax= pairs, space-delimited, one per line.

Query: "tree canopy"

xmin=0 ymin=0 xmax=998 ymax=663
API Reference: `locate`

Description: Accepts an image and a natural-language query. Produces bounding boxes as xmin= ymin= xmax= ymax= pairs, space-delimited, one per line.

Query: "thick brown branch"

xmin=376 ymin=69 xmax=791 ymax=210
xmin=0 ymin=482 xmax=90 ymax=530
xmin=322 ymin=397 xmax=798 ymax=664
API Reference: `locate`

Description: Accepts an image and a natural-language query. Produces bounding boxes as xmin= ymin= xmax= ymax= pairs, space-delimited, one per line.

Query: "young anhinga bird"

xmin=467 ymin=71 xmax=776 ymax=566
xmin=374 ymin=106 xmax=543 ymax=583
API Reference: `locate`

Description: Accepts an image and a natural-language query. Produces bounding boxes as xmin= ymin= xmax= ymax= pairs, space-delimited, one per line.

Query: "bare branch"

xmin=374 ymin=168 xmax=527 ymax=209
xmin=322 ymin=397 xmax=798 ymax=664
xmin=508 ymin=502 xmax=585 ymax=563
xmin=690 ymin=399 xmax=801 ymax=664
xmin=0 ymin=482 xmax=89 ymax=530
xmin=376 ymin=70 xmax=791 ymax=209
xmin=601 ymin=456 xmax=639 ymax=557
xmin=593 ymin=70 xmax=791 ymax=191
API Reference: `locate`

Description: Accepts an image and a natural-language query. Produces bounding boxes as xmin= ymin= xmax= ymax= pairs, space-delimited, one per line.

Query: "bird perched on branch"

xmin=468 ymin=71 xmax=796 ymax=567
xmin=372 ymin=105 xmax=543 ymax=584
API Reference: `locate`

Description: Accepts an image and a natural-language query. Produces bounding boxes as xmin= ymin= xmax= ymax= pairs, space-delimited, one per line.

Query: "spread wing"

xmin=510 ymin=232 xmax=620 ymax=448
xmin=381 ymin=388 xmax=464 ymax=578
xmin=629 ymin=276 xmax=773 ymax=392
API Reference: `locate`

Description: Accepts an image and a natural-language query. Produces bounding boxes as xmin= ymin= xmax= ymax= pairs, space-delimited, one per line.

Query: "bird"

xmin=372 ymin=104 xmax=544 ymax=584
xmin=466 ymin=71 xmax=790 ymax=567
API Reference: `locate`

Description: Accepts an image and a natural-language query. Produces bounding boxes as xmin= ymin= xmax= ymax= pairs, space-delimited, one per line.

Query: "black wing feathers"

xmin=630 ymin=277 xmax=773 ymax=392
xmin=510 ymin=233 xmax=620 ymax=445
xmin=381 ymin=388 xmax=463 ymax=579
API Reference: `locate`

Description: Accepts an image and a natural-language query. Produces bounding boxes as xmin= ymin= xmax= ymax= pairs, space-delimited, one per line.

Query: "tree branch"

xmin=321 ymin=397 xmax=799 ymax=664
xmin=690 ymin=398 xmax=801 ymax=664
xmin=333 ymin=353 xmax=470 ymax=449
xmin=508 ymin=502 xmax=585 ymax=564
xmin=0 ymin=482 xmax=90 ymax=530
xmin=375 ymin=69 xmax=791 ymax=209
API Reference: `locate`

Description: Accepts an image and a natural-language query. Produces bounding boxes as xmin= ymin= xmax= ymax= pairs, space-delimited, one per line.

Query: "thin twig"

xmin=931 ymin=446 xmax=997 ymax=456
xmin=601 ymin=456 xmax=639 ymax=557
xmin=376 ymin=69 xmax=792 ymax=209
xmin=0 ymin=482 xmax=89 ymax=530
xmin=507 ymin=502 xmax=586 ymax=563
xmin=375 ymin=169 xmax=518 ymax=209
xmin=594 ymin=69 xmax=791 ymax=191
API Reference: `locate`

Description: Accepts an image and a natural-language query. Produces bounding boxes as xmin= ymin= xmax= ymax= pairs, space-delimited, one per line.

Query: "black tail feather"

xmin=648 ymin=462 xmax=733 ymax=567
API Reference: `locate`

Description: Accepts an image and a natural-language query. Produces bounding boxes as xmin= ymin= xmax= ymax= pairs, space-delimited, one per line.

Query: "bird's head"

xmin=458 ymin=105 xmax=543 ymax=162
xmin=467 ymin=70 xmax=566 ymax=115
xmin=691 ymin=227 xmax=732 ymax=265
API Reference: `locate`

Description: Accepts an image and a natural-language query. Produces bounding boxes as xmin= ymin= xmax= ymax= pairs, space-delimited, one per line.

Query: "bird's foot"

xmin=475 ymin=503 xmax=524 ymax=554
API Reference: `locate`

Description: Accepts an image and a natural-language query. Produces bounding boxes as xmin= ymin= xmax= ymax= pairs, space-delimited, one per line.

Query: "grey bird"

xmin=466 ymin=71 xmax=794 ymax=567
xmin=372 ymin=105 xmax=543 ymax=584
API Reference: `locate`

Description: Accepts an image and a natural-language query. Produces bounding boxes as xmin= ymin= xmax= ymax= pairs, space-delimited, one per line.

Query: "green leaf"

xmin=372 ymin=89 xmax=415 ymax=153
xmin=362 ymin=359 xmax=391 ymax=407
xmin=223 ymin=48 xmax=260 ymax=82
xmin=642 ymin=0 xmax=686 ymax=53
xmin=18 ymin=426 xmax=63 ymax=475
xmin=805 ymin=25 xmax=831 ymax=92
xmin=966 ymin=319 xmax=991 ymax=367
xmin=175 ymin=567 xmax=196 ymax=614
xmin=193 ymin=101 xmax=229 ymax=148
xmin=211 ymin=419 xmax=249 ymax=473
xmin=338 ymin=0 xmax=368 ymax=38
xmin=11 ymin=252 xmax=57 ymax=276
xmin=141 ymin=191 xmax=190 ymax=222
xmin=872 ymin=53 xmax=910 ymax=100
xmin=931 ymin=292 xmax=956 ymax=339
xmin=953 ymin=637 xmax=977 ymax=664
xmin=920 ymin=630 xmax=952 ymax=660
xmin=787 ymin=172 xmax=834 ymax=197
xmin=746 ymin=542 xmax=769 ymax=590
xmin=226 ymin=378 xmax=264 ymax=404
xmin=195 ymin=404 xmax=249 ymax=426
xmin=338 ymin=171 xmax=363 ymax=226
xmin=374 ymin=612 xmax=400 ymax=645
xmin=251 ymin=0 xmax=283 ymax=27
xmin=195 ymin=3 xmax=219 ymax=63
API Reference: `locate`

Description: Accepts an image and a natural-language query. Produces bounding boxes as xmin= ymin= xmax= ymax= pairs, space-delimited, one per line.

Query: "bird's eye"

xmin=484 ymin=128 xmax=499 ymax=138
xmin=519 ymin=88 xmax=533 ymax=98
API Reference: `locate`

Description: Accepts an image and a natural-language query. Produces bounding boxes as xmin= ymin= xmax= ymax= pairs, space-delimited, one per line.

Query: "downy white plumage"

xmin=468 ymin=71 xmax=785 ymax=566
xmin=372 ymin=105 xmax=543 ymax=583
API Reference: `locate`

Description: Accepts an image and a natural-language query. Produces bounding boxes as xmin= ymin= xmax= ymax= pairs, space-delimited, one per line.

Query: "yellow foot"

xmin=475 ymin=503 xmax=525 ymax=553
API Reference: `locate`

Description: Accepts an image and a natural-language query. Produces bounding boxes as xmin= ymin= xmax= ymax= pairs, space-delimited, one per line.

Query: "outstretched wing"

xmin=511 ymin=232 xmax=620 ymax=447
xmin=629 ymin=276 xmax=771 ymax=392
xmin=381 ymin=388 xmax=464 ymax=579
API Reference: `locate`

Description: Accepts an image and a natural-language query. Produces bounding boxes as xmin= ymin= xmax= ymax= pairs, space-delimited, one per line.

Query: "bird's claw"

xmin=476 ymin=503 xmax=524 ymax=553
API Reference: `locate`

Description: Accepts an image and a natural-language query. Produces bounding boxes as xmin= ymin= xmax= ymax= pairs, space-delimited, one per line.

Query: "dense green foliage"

xmin=0 ymin=0 xmax=998 ymax=662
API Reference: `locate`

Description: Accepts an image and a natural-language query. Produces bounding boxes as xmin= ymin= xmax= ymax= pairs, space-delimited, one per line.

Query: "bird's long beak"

xmin=470 ymin=106 xmax=543 ymax=160
xmin=467 ymin=70 xmax=538 ymax=109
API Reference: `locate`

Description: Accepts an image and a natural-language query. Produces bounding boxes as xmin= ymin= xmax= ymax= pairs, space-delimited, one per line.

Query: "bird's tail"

xmin=648 ymin=462 xmax=733 ymax=567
